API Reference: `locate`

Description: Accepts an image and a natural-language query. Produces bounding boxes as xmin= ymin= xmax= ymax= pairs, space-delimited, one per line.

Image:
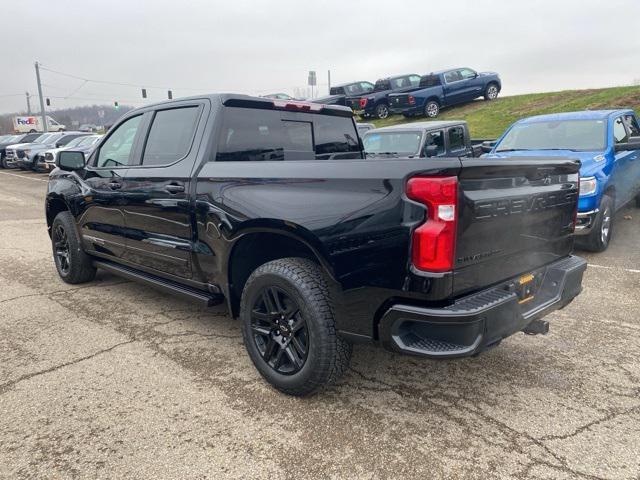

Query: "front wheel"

xmin=484 ymin=83 xmax=499 ymax=101
xmin=375 ymin=103 xmax=390 ymax=119
xmin=240 ymin=258 xmax=352 ymax=396
xmin=51 ymin=211 xmax=97 ymax=284
xmin=0 ymin=155 xmax=7 ymax=169
xmin=577 ymin=194 xmax=614 ymax=252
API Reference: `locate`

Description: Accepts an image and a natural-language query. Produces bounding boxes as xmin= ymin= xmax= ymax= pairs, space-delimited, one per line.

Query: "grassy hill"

xmin=369 ymin=85 xmax=640 ymax=139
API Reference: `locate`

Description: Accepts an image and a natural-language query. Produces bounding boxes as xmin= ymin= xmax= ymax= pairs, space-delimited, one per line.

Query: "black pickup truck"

xmin=46 ymin=94 xmax=586 ymax=396
xmin=349 ymin=74 xmax=422 ymax=119
xmin=312 ymin=81 xmax=374 ymax=107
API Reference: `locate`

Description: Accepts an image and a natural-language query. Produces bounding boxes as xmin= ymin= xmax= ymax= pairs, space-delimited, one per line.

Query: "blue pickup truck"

xmin=389 ymin=68 xmax=501 ymax=118
xmin=485 ymin=110 xmax=640 ymax=251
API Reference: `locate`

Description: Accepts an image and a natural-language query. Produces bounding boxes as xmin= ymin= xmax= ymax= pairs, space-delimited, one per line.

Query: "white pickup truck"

xmin=13 ymin=115 xmax=66 ymax=133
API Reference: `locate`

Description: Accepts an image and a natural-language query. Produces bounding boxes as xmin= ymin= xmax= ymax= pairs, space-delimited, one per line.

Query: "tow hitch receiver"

xmin=523 ymin=319 xmax=549 ymax=335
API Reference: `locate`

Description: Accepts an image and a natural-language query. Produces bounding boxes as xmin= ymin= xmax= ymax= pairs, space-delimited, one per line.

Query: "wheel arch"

xmin=46 ymin=196 xmax=71 ymax=237
xmin=226 ymin=227 xmax=337 ymax=318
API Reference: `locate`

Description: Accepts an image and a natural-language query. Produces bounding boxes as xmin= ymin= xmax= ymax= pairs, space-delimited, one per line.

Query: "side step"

xmin=94 ymin=260 xmax=224 ymax=307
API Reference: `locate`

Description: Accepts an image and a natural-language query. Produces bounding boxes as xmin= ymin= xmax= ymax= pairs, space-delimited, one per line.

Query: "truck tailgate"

xmin=453 ymin=157 xmax=580 ymax=296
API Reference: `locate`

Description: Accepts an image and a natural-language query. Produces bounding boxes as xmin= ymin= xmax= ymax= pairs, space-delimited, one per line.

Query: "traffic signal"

xmin=114 ymin=101 xmax=119 ymax=109
xmin=168 ymin=90 xmax=173 ymax=100
xmin=46 ymin=98 xmax=50 ymax=106
xmin=142 ymin=88 xmax=147 ymax=99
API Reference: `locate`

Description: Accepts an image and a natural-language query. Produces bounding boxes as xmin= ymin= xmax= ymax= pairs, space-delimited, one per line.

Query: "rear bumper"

xmin=575 ymin=209 xmax=598 ymax=235
xmin=378 ymin=255 xmax=587 ymax=358
xmin=390 ymin=105 xmax=421 ymax=115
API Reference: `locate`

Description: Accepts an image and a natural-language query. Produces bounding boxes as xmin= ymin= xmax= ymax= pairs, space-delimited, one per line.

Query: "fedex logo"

xmin=16 ymin=117 xmax=37 ymax=125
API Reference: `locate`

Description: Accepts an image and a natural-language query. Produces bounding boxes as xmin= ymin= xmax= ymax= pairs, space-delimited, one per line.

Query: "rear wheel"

xmin=484 ymin=83 xmax=499 ymax=100
xmin=424 ymin=100 xmax=440 ymax=118
xmin=0 ymin=155 xmax=7 ymax=169
xmin=51 ymin=211 xmax=97 ymax=284
xmin=578 ymin=194 xmax=613 ymax=252
xmin=240 ymin=258 xmax=352 ymax=396
xmin=375 ymin=103 xmax=390 ymax=119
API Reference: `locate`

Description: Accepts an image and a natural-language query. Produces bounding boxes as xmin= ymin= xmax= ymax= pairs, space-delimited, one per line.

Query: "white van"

xmin=13 ymin=115 xmax=66 ymax=133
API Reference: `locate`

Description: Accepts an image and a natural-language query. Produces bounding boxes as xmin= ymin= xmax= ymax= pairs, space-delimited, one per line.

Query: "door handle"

xmin=108 ymin=181 xmax=122 ymax=190
xmin=165 ymin=184 xmax=185 ymax=194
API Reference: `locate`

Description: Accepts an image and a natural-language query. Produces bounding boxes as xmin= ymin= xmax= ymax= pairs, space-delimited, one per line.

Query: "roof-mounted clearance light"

xmin=272 ymin=100 xmax=324 ymax=112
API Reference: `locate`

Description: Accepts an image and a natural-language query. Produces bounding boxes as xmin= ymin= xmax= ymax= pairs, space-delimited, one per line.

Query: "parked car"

xmin=36 ymin=134 xmax=103 ymax=172
xmin=47 ymin=94 xmax=585 ymax=395
xmin=312 ymin=81 xmax=375 ymax=107
xmin=363 ymin=121 xmax=481 ymax=159
xmin=7 ymin=132 xmax=89 ymax=170
xmin=485 ymin=109 xmax=640 ymax=252
xmin=389 ymin=68 xmax=502 ymax=118
xmin=12 ymin=115 xmax=66 ymax=133
xmin=356 ymin=123 xmax=375 ymax=136
xmin=79 ymin=124 xmax=98 ymax=132
xmin=1 ymin=133 xmax=42 ymax=168
xmin=349 ymin=74 xmax=421 ymax=119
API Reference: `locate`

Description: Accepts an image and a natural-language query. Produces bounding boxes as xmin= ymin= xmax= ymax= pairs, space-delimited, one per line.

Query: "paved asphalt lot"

xmin=0 ymin=169 xmax=639 ymax=480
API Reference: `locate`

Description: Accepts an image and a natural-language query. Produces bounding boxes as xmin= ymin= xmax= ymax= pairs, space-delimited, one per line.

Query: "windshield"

xmin=78 ymin=136 xmax=101 ymax=147
xmin=363 ymin=131 xmax=423 ymax=156
xmin=496 ymin=119 xmax=607 ymax=152
xmin=65 ymin=136 xmax=88 ymax=148
xmin=34 ymin=133 xmax=53 ymax=143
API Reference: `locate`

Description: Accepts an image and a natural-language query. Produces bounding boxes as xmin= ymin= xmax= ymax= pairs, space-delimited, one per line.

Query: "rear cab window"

xmin=448 ymin=126 xmax=466 ymax=152
xmin=216 ymin=107 xmax=361 ymax=162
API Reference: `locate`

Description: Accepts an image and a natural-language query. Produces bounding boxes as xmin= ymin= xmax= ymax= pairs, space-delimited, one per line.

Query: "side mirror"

xmin=481 ymin=140 xmax=497 ymax=153
xmin=57 ymin=150 xmax=86 ymax=171
xmin=424 ymin=145 xmax=439 ymax=157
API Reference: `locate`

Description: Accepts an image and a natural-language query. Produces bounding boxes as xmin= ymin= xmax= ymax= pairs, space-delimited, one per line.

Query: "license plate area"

xmin=516 ymin=273 xmax=538 ymax=304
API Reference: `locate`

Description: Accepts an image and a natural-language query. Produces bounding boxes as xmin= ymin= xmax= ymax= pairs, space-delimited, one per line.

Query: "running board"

xmin=93 ymin=260 xmax=224 ymax=307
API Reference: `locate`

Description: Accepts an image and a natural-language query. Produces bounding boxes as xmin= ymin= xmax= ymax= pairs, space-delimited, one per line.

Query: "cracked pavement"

xmin=1 ymin=170 xmax=639 ymax=479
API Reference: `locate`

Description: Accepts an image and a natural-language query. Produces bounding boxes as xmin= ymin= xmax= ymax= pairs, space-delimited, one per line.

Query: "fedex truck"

xmin=12 ymin=116 xmax=66 ymax=133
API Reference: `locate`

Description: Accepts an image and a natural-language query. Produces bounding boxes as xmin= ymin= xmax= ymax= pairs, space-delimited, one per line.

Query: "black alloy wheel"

xmin=53 ymin=224 xmax=71 ymax=275
xmin=250 ymin=286 xmax=309 ymax=375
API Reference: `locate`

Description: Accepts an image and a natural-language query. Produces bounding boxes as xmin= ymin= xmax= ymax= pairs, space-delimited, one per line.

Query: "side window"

xmin=424 ymin=130 xmax=445 ymax=156
xmin=96 ymin=115 xmax=143 ymax=168
xmin=613 ymin=117 xmax=628 ymax=144
xmin=459 ymin=68 xmax=477 ymax=80
xmin=624 ymin=115 xmax=640 ymax=137
xmin=360 ymin=82 xmax=374 ymax=93
xmin=142 ymin=107 xmax=200 ymax=166
xmin=448 ymin=126 xmax=466 ymax=151
xmin=408 ymin=75 xmax=421 ymax=87
xmin=313 ymin=115 xmax=360 ymax=159
xmin=444 ymin=71 xmax=461 ymax=83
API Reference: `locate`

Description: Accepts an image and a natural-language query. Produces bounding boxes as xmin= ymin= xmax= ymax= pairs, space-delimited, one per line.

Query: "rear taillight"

xmin=406 ymin=176 xmax=458 ymax=273
xmin=408 ymin=95 xmax=415 ymax=105
xmin=359 ymin=98 xmax=368 ymax=109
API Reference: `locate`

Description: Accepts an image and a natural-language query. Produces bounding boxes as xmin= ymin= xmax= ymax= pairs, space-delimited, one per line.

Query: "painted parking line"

xmin=0 ymin=171 xmax=49 ymax=182
xmin=588 ymin=263 xmax=640 ymax=274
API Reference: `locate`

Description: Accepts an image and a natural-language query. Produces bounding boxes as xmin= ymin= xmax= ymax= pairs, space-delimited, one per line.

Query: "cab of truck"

xmin=485 ymin=109 xmax=640 ymax=252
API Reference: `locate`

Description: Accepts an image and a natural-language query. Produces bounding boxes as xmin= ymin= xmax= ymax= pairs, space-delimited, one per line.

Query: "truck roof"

xmin=517 ymin=109 xmax=634 ymax=124
xmin=368 ymin=120 xmax=467 ymax=133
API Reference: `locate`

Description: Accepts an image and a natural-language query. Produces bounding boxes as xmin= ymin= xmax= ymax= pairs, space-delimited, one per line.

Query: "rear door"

xmin=453 ymin=158 xmax=580 ymax=296
xmin=118 ymin=101 xmax=207 ymax=279
xmin=79 ymin=114 xmax=145 ymax=258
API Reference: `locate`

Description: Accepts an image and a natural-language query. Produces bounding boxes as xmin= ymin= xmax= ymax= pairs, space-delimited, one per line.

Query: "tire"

xmin=0 ymin=155 xmax=6 ymax=169
xmin=484 ymin=83 xmax=499 ymax=101
xmin=578 ymin=194 xmax=614 ymax=252
xmin=51 ymin=211 xmax=97 ymax=284
xmin=424 ymin=100 xmax=440 ymax=118
xmin=375 ymin=103 xmax=390 ymax=119
xmin=240 ymin=257 xmax=352 ymax=396
xmin=29 ymin=129 xmax=36 ymax=133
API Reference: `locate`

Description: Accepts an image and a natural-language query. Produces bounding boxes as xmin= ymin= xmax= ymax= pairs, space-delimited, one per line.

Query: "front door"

xmin=118 ymin=103 xmax=205 ymax=279
xmin=79 ymin=114 xmax=145 ymax=258
xmin=611 ymin=115 xmax=638 ymax=206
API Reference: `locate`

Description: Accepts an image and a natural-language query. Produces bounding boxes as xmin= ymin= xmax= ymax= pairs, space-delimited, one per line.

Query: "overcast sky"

xmin=1 ymin=0 xmax=639 ymax=114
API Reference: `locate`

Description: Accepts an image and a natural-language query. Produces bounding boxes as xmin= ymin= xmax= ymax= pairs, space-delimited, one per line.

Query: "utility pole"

xmin=34 ymin=61 xmax=47 ymax=132
xmin=327 ymin=70 xmax=331 ymax=93
xmin=25 ymin=92 xmax=31 ymax=114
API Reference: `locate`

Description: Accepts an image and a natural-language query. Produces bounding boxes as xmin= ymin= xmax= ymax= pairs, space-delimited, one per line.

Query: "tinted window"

xmin=448 ymin=127 xmax=466 ymax=151
xmin=374 ymin=79 xmax=391 ymax=92
xmin=314 ymin=115 xmax=360 ymax=159
xmin=142 ymin=107 xmax=200 ymax=166
xmin=444 ymin=71 xmax=462 ymax=83
xmin=216 ymin=108 xmax=314 ymax=162
xmin=419 ymin=75 xmax=441 ymax=88
xmin=20 ymin=133 xmax=40 ymax=143
xmin=424 ymin=130 xmax=445 ymax=156
xmin=329 ymin=86 xmax=345 ymax=95
xmin=96 ymin=115 xmax=142 ymax=168
xmin=613 ymin=117 xmax=628 ymax=144
xmin=216 ymin=108 xmax=359 ymax=161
